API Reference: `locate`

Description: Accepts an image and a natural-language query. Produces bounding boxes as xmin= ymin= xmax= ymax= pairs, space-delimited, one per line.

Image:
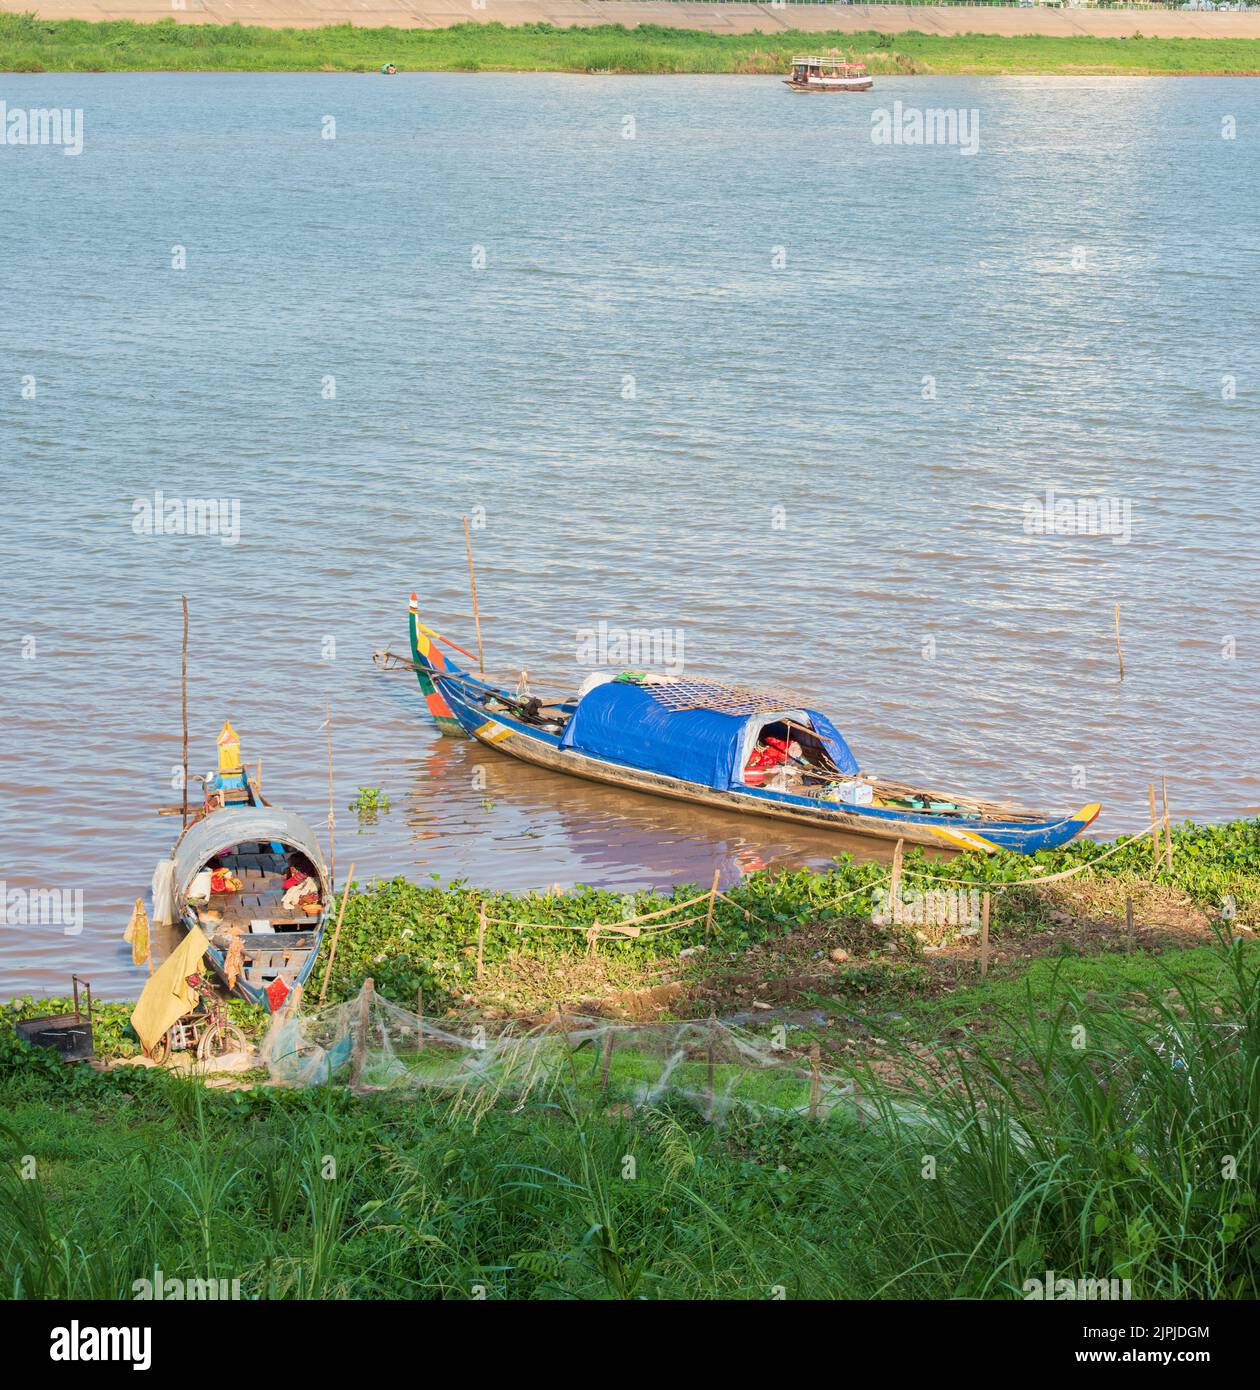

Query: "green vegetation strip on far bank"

xmin=6 ymin=17 xmax=1260 ymax=76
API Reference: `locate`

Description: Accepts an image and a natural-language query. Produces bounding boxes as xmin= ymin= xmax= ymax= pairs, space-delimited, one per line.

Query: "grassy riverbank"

xmin=2 ymin=819 xmax=1257 ymax=1298
xmin=3 ymin=937 xmax=1256 ymax=1298
xmin=5 ymin=17 xmax=1260 ymax=76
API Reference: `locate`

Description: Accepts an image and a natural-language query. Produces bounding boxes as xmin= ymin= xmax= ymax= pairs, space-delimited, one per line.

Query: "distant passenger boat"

xmin=784 ymin=56 xmax=874 ymax=93
xmin=384 ymin=595 xmax=1100 ymax=856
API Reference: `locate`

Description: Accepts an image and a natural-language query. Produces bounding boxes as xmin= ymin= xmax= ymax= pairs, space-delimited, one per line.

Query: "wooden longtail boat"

xmin=150 ymin=722 xmax=330 ymax=1012
xmin=387 ymin=596 xmax=1100 ymax=856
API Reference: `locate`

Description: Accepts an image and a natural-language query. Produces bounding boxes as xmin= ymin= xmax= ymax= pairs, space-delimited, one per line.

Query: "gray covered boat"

xmin=151 ymin=725 xmax=330 ymax=1012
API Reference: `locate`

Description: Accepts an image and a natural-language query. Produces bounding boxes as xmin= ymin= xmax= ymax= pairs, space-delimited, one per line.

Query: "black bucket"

xmin=15 ymin=976 xmax=94 ymax=1061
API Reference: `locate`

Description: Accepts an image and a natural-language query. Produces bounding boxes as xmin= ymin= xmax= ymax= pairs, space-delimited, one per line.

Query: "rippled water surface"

xmin=2 ymin=73 xmax=1258 ymax=997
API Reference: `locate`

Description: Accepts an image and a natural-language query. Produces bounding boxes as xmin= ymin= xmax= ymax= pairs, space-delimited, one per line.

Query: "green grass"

xmin=5 ymin=17 xmax=1260 ymax=76
xmin=2 ymin=931 xmax=1256 ymax=1298
xmin=2 ymin=820 xmax=1255 ymax=1299
xmin=853 ymin=935 xmax=1260 ymax=1298
xmin=875 ymin=943 xmax=1245 ymax=1041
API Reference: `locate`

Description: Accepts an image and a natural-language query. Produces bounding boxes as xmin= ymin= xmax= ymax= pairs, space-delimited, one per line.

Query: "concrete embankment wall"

xmin=9 ymin=1 xmax=1260 ymax=40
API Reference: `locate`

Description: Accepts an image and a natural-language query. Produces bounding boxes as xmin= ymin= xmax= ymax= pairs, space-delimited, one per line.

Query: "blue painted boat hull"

xmin=402 ymin=602 xmax=1100 ymax=856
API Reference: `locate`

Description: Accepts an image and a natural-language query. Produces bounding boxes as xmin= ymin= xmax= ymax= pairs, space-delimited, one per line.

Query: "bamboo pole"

xmin=318 ymin=862 xmax=355 ymax=1005
xmin=476 ymin=903 xmax=486 ymax=980
xmin=599 ymin=1030 xmax=616 ymax=1096
xmin=180 ymin=595 xmax=189 ymax=827
xmin=979 ymin=892 xmax=991 ymax=979
xmin=1162 ymin=775 xmax=1173 ymax=871
xmin=890 ymin=837 xmax=904 ymax=911
xmin=463 ymin=516 xmax=485 ymax=676
xmin=808 ymin=1042 xmax=821 ymax=1121
xmin=1148 ymin=782 xmax=1162 ymax=874
xmin=1113 ymin=603 xmax=1125 ymax=682
xmin=706 ymin=1018 xmax=716 ymax=1122
xmin=325 ymin=702 xmax=335 ymax=891
xmin=350 ymin=976 xmax=373 ymax=1088
xmin=416 ymin=986 xmax=424 ymax=1050
xmin=1126 ymin=895 xmax=1135 ymax=954
xmin=704 ymin=867 xmax=720 ymax=944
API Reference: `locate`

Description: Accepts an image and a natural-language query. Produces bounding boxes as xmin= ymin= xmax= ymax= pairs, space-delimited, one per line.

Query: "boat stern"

xmin=926 ymin=802 xmax=1102 ymax=856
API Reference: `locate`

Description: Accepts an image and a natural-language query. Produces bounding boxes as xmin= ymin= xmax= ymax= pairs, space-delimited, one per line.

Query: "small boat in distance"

xmin=784 ymin=56 xmax=874 ymax=93
xmin=150 ymin=722 xmax=331 ymax=1012
xmin=384 ymin=595 xmax=1101 ymax=856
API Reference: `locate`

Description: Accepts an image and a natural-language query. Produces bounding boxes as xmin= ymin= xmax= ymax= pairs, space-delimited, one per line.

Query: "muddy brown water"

xmin=2 ymin=73 xmax=1257 ymax=998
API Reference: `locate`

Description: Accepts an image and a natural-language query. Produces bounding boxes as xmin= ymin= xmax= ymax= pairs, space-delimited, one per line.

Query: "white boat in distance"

xmin=784 ymin=56 xmax=874 ymax=93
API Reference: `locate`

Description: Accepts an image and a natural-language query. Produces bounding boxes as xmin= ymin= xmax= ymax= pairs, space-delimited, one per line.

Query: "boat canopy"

xmin=559 ymin=680 xmax=858 ymax=789
xmin=170 ymin=807 xmax=328 ymax=906
xmin=792 ymin=55 xmax=865 ymax=71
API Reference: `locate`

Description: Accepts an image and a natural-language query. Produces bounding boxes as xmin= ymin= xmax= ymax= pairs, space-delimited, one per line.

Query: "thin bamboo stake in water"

xmin=1114 ymin=603 xmax=1125 ymax=681
xmin=325 ymin=702 xmax=336 ymax=891
xmin=704 ymin=867 xmax=720 ymax=943
xmin=979 ymin=892 xmax=991 ymax=979
xmin=1148 ymin=782 xmax=1162 ymax=874
xmin=1162 ymin=775 xmax=1173 ymax=871
xmin=463 ymin=516 xmax=485 ymax=675
xmin=180 ymin=595 xmax=189 ymax=827
xmin=318 ymin=861 xmax=355 ymax=1005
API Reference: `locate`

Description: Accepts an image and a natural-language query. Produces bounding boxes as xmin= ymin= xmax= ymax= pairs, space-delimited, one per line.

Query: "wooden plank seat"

xmin=210 ymin=930 xmax=317 ymax=950
xmin=243 ymin=948 xmax=312 ymax=985
xmin=245 ymin=950 xmax=305 ymax=968
xmin=247 ymin=931 xmax=317 ymax=949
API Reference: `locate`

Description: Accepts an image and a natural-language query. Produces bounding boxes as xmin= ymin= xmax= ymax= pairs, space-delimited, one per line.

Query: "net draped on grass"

xmin=261 ymin=983 xmax=853 ymax=1124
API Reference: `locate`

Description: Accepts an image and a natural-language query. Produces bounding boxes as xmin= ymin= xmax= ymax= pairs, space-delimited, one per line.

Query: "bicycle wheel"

xmin=150 ymin=1030 xmax=172 ymax=1065
xmin=196 ymin=1020 xmax=250 ymax=1062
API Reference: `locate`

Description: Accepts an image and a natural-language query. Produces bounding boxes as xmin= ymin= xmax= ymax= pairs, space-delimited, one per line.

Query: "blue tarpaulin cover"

xmin=559 ymin=682 xmax=858 ymax=788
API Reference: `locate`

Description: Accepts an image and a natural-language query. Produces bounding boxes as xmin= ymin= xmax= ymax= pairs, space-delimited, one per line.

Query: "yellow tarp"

xmin=131 ymin=926 xmax=209 ymax=1054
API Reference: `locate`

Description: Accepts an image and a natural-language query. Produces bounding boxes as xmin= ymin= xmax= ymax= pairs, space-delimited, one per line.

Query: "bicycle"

xmin=151 ymin=973 xmax=250 ymax=1065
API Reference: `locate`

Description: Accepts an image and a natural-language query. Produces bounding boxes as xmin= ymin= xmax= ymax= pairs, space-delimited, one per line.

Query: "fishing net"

xmin=260 ymin=985 xmax=854 ymax=1125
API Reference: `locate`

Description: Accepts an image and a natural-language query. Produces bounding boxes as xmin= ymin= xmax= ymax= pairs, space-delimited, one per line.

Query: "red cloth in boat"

xmin=746 ymin=737 xmax=801 ymax=772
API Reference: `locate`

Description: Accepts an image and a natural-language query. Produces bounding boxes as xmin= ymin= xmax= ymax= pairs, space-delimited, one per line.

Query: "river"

xmin=1 ymin=73 xmax=1257 ymax=997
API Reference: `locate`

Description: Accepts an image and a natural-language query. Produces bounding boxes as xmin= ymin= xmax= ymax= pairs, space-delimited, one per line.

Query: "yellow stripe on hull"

xmin=926 ymin=825 xmax=1008 ymax=854
xmin=475 ymin=720 xmax=516 ymax=746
